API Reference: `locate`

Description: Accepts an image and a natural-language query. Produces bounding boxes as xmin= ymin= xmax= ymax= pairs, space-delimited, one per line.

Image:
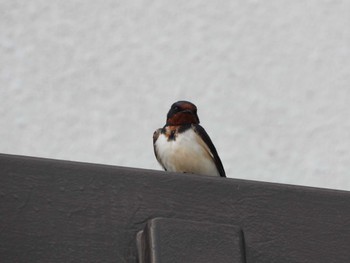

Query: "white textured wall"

xmin=1 ymin=1 xmax=350 ymax=190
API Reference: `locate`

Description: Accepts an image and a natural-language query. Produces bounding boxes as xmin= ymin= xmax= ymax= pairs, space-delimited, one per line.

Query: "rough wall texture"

xmin=1 ymin=1 xmax=350 ymax=190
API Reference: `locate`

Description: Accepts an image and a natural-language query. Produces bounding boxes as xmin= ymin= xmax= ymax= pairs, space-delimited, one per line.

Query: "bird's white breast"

xmin=154 ymin=129 xmax=220 ymax=176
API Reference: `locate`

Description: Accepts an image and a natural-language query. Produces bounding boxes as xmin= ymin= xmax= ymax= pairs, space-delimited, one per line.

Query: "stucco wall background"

xmin=1 ymin=1 xmax=349 ymax=190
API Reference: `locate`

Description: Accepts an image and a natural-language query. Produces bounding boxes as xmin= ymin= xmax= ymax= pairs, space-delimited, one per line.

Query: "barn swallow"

xmin=153 ymin=101 xmax=226 ymax=177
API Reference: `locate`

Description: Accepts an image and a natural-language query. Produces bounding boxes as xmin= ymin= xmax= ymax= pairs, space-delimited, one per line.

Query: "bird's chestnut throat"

xmin=166 ymin=111 xmax=200 ymax=126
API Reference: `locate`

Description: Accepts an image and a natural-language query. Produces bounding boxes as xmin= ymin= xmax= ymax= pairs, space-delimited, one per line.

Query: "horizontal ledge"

xmin=1 ymin=153 xmax=350 ymax=263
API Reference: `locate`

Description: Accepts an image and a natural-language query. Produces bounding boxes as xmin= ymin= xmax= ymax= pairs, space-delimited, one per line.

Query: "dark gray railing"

xmin=1 ymin=154 xmax=349 ymax=262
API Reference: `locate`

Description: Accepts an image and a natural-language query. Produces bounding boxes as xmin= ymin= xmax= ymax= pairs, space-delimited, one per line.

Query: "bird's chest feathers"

xmin=155 ymin=129 xmax=216 ymax=174
xmin=158 ymin=129 xmax=201 ymax=156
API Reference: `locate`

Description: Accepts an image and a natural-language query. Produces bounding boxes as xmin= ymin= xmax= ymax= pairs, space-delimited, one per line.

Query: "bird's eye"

xmin=173 ymin=106 xmax=179 ymax=111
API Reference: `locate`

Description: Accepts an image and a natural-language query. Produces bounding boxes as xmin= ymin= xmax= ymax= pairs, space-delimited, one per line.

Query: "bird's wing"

xmin=153 ymin=128 xmax=167 ymax=171
xmin=192 ymin=124 xmax=226 ymax=177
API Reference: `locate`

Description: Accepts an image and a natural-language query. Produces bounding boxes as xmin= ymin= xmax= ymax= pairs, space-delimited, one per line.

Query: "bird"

xmin=153 ymin=100 xmax=226 ymax=177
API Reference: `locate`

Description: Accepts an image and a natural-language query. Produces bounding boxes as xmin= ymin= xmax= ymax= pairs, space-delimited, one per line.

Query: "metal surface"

xmin=1 ymin=154 xmax=350 ymax=262
xmin=137 ymin=218 xmax=245 ymax=263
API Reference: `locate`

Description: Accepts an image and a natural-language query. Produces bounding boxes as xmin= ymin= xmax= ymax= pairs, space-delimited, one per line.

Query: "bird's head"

xmin=166 ymin=101 xmax=200 ymax=126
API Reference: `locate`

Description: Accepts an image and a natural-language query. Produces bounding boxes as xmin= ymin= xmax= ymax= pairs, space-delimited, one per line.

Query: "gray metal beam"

xmin=0 ymin=154 xmax=349 ymax=262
